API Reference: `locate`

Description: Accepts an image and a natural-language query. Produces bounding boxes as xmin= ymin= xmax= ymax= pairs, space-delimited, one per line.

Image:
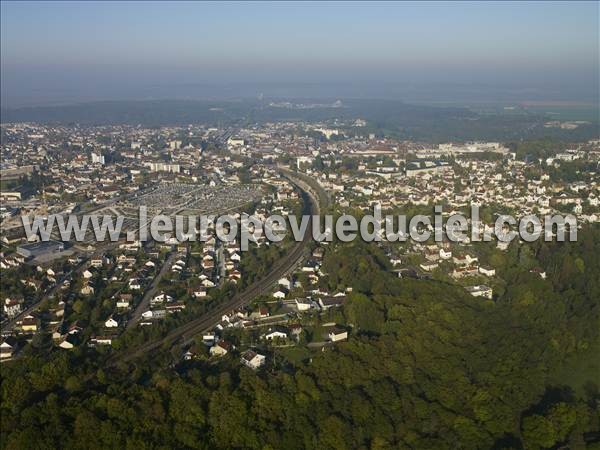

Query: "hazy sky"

xmin=1 ymin=1 xmax=598 ymax=106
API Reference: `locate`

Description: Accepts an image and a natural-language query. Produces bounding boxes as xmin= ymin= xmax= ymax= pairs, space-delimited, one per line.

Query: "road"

xmin=1 ymin=192 xmax=143 ymax=333
xmin=1 ymin=258 xmax=89 ymax=334
xmin=126 ymin=251 xmax=180 ymax=330
xmin=110 ymin=172 xmax=322 ymax=365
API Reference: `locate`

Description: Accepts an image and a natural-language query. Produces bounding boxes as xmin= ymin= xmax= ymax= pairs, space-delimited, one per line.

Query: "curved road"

xmin=110 ymin=172 xmax=323 ymax=365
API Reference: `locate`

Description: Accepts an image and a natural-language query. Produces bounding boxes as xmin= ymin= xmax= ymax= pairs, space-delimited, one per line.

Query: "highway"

xmin=110 ymin=172 xmax=323 ymax=366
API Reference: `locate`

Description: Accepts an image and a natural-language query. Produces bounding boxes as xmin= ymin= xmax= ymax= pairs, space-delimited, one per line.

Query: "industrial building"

xmin=16 ymin=240 xmax=65 ymax=259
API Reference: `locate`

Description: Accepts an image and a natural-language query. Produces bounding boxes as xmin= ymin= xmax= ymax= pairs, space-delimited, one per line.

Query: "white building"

xmin=465 ymin=285 xmax=493 ymax=300
xmin=3 ymin=298 xmax=23 ymax=318
xmin=91 ymin=153 xmax=105 ymax=165
xmin=264 ymin=328 xmax=288 ymax=340
xmin=241 ymin=350 xmax=266 ymax=370
xmin=105 ymin=317 xmax=119 ymax=328
xmin=0 ymin=341 xmax=14 ymax=359
xmin=145 ymin=162 xmax=181 ymax=173
xmin=227 ymin=137 xmax=245 ymax=148
xmin=295 ymin=298 xmax=312 ymax=312
xmin=210 ymin=341 xmax=231 ymax=357
xmin=479 ymin=266 xmax=496 ymax=277
xmin=328 ymin=327 xmax=348 ymax=342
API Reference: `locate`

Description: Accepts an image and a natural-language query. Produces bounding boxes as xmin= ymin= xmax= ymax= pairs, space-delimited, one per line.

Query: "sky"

xmin=1 ymin=1 xmax=598 ymax=106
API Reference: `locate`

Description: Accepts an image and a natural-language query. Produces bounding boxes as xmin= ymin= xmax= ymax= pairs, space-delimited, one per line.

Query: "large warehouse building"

xmin=16 ymin=240 xmax=65 ymax=259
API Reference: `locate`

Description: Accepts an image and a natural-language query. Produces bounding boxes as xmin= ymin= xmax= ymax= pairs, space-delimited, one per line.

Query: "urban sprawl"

xmin=0 ymin=121 xmax=598 ymax=368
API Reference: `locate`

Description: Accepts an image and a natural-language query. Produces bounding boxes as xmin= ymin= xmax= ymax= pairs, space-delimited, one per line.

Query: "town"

xmin=1 ymin=121 xmax=598 ymax=371
xmin=4 ymin=1 xmax=600 ymax=447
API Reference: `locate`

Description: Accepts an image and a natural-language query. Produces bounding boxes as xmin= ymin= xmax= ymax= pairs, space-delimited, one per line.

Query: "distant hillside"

xmin=1 ymin=98 xmax=597 ymax=142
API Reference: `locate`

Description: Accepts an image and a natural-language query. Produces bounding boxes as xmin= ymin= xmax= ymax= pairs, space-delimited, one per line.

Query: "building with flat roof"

xmin=0 ymin=191 xmax=22 ymax=202
xmin=16 ymin=240 xmax=65 ymax=259
xmin=406 ymin=160 xmax=451 ymax=177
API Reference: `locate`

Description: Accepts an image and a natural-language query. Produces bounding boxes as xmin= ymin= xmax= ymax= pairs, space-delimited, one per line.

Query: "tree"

xmin=521 ymin=415 xmax=557 ymax=450
xmin=345 ymin=293 xmax=384 ymax=333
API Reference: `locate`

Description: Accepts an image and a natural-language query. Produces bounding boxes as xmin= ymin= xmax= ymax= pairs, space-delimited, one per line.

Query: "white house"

xmin=420 ymin=261 xmax=438 ymax=272
xmin=3 ymin=298 xmax=23 ymax=318
xmin=465 ymin=285 xmax=493 ymax=300
xmin=193 ymin=288 xmax=208 ymax=298
xmin=241 ymin=350 xmax=266 ymax=370
xmin=454 ymin=254 xmax=478 ymax=266
xmin=272 ymin=289 xmax=287 ymax=299
xmin=278 ymin=277 xmax=292 ymax=289
xmin=116 ymin=295 xmax=132 ymax=309
xmin=105 ymin=317 xmax=119 ymax=328
xmin=263 ymin=327 xmax=288 ymax=340
xmin=202 ymin=332 xmax=216 ymax=345
xmin=128 ymin=279 xmax=142 ymax=290
xmin=59 ymin=337 xmax=75 ymax=349
xmin=210 ymin=341 xmax=232 ymax=357
xmin=80 ymin=284 xmax=94 ymax=296
xmin=497 ymin=241 xmax=510 ymax=251
xmin=328 ymin=327 xmax=348 ymax=342
xmin=479 ymin=266 xmax=496 ymax=277
xmin=301 ymin=261 xmax=318 ymax=272
xmin=0 ymin=341 xmax=14 ymax=359
xmin=91 ymin=336 xmax=113 ymax=346
xmin=295 ymin=298 xmax=312 ymax=312
xmin=439 ymin=248 xmax=452 ymax=260
xmin=151 ymin=293 xmax=173 ymax=306
xmin=389 ymin=257 xmax=402 ymax=266
xmin=142 ymin=309 xmax=167 ymax=319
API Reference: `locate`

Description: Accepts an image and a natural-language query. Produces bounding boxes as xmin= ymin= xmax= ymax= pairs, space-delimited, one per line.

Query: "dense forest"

xmin=1 ymin=227 xmax=599 ymax=449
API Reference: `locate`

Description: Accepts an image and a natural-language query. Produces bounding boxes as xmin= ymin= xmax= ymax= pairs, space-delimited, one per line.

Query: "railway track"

xmin=110 ymin=173 xmax=320 ymax=366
